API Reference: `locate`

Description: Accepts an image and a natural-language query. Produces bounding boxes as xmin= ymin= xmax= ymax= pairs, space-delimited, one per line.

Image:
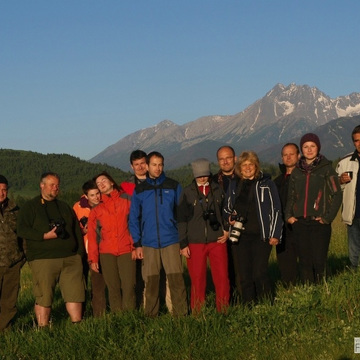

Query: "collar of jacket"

xmin=146 ymin=172 xmax=166 ymax=186
xmin=79 ymin=195 xmax=91 ymax=209
xmin=350 ymin=149 xmax=360 ymax=161
xmin=102 ymin=189 xmax=120 ymax=202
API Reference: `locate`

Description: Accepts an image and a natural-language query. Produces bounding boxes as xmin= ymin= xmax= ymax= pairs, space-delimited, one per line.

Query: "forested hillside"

xmin=0 ymin=149 xmax=129 ymax=204
xmin=0 ymin=149 xmax=280 ymax=206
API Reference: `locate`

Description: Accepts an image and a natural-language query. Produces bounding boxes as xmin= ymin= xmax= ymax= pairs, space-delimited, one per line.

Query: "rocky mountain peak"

xmin=90 ymin=83 xmax=360 ymax=170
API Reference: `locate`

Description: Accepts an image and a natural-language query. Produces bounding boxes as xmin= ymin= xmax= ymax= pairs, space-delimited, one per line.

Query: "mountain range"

xmin=90 ymin=83 xmax=360 ymax=170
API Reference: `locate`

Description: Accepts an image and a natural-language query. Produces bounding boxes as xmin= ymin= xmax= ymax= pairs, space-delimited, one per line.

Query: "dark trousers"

xmin=0 ymin=261 xmax=22 ymax=331
xmin=90 ymin=268 xmax=107 ymax=317
xmin=276 ymin=226 xmax=298 ymax=286
xmin=232 ymin=233 xmax=272 ymax=304
xmin=142 ymin=244 xmax=187 ymax=317
xmin=100 ymin=253 xmax=136 ymax=312
xmin=293 ymin=218 xmax=331 ymax=283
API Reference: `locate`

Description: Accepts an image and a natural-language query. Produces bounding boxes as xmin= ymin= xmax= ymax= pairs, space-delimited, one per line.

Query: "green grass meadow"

xmin=1 ymin=214 xmax=360 ymax=360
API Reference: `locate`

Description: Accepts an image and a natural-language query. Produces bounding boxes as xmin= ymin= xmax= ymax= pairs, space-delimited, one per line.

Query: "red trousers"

xmin=187 ymin=242 xmax=230 ymax=312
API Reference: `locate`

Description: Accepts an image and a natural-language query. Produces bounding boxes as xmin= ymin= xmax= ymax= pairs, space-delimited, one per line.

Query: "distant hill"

xmin=90 ymin=83 xmax=360 ymax=169
xmin=0 ymin=149 xmax=129 ymax=202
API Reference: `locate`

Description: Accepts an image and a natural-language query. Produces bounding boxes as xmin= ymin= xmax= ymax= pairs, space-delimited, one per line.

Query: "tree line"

xmin=0 ymin=148 xmax=280 ymax=207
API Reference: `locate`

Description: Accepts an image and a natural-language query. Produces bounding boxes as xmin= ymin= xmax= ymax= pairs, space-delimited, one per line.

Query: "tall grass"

xmin=1 ymin=214 xmax=360 ymax=360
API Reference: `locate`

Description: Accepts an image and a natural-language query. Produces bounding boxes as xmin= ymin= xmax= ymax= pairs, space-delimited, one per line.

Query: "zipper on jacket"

xmin=255 ymin=182 xmax=266 ymax=240
xmin=154 ymin=186 xmax=161 ymax=248
xmin=303 ymin=173 xmax=310 ymax=218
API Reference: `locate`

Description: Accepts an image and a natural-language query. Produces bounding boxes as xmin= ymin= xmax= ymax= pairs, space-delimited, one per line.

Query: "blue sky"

xmin=1 ymin=0 xmax=359 ymax=162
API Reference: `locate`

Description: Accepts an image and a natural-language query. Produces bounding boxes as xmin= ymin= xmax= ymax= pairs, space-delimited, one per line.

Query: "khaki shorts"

xmin=28 ymin=254 xmax=85 ymax=307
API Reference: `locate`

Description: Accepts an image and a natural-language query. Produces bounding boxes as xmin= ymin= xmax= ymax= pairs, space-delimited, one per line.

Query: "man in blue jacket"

xmin=129 ymin=151 xmax=187 ymax=316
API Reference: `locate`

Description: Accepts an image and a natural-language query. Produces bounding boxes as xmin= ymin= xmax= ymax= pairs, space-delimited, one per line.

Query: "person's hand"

xmin=217 ymin=231 xmax=229 ymax=244
xmin=43 ymin=226 xmax=58 ymax=240
xmin=135 ymin=247 xmax=144 ymax=260
xmin=340 ymin=172 xmax=352 ymax=184
xmin=180 ymin=246 xmax=190 ymax=258
xmin=131 ymin=249 xmax=137 ymax=260
xmin=269 ymin=237 xmax=279 ymax=246
xmin=315 ymin=217 xmax=325 ymax=224
xmin=82 ymin=224 xmax=88 ymax=235
xmin=287 ymin=217 xmax=298 ymax=225
xmin=90 ymin=262 xmax=100 ymax=273
xmin=228 ymin=216 xmax=235 ymax=226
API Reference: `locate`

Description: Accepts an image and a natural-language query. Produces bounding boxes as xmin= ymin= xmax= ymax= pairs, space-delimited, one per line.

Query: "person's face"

xmin=96 ymin=175 xmax=114 ymax=195
xmin=240 ymin=160 xmax=256 ymax=180
xmin=147 ymin=156 xmax=164 ymax=179
xmin=131 ymin=157 xmax=147 ymax=178
xmin=282 ymin=145 xmax=300 ymax=169
xmin=217 ymin=148 xmax=236 ymax=175
xmin=196 ymin=176 xmax=209 ymax=185
xmin=40 ymin=175 xmax=59 ymax=201
xmin=302 ymin=141 xmax=318 ymax=163
xmin=0 ymin=184 xmax=8 ymax=203
xmin=353 ymin=133 xmax=360 ymax=154
xmin=86 ymin=188 xmax=101 ymax=207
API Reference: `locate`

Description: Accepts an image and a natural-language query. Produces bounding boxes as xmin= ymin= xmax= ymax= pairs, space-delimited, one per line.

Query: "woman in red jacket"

xmin=88 ymin=171 xmax=136 ymax=312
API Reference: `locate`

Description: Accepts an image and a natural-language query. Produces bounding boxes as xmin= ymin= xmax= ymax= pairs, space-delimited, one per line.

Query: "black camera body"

xmin=79 ymin=216 xmax=88 ymax=227
xmin=203 ymin=210 xmax=221 ymax=231
xmin=229 ymin=215 xmax=246 ymax=243
xmin=49 ymin=218 xmax=67 ymax=239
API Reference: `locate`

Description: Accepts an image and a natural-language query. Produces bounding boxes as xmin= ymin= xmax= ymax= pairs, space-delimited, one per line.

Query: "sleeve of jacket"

xmin=175 ymin=183 xmax=182 ymax=206
xmin=16 ymin=201 xmax=44 ymax=241
xmin=335 ymin=157 xmax=347 ymax=190
xmin=129 ymin=191 xmax=142 ymax=247
xmin=71 ymin=207 xmax=85 ymax=258
xmin=177 ymin=189 xmax=189 ymax=249
xmin=269 ymin=180 xmax=284 ymax=240
xmin=322 ymin=167 xmax=343 ymax=224
xmin=87 ymin=208 xmax=99 ymax=264
xmin=284 ymin=173 xmax=296 ymax=222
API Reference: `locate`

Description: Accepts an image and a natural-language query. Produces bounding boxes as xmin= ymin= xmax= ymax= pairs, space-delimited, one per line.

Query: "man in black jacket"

xmin=273 ymin=143 xmax=300 ymax=286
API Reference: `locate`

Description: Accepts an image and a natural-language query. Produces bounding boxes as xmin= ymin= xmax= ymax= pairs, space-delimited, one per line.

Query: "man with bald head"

xmin=17 ymin=172 xmax=85 ymax=326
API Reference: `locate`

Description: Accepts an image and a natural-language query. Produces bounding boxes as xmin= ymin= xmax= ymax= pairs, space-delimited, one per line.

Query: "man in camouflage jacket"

xmin=0 ymin=175 xmax=24 ymax=331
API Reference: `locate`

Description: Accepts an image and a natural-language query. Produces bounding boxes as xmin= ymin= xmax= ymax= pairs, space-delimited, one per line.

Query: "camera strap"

xmin=195 ymin=182 xmax=213 ymax=213
xmin=41 ymin=197 xmax=64 ymax=223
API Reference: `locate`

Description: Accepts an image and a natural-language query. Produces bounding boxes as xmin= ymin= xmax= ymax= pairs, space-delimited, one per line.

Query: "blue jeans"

xmin=347 ymin=217 xmax=360 ymax=267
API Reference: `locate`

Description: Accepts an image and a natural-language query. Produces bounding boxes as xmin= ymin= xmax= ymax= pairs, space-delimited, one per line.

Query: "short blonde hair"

xmin=235 ymin=151 xmax=261 ymax=179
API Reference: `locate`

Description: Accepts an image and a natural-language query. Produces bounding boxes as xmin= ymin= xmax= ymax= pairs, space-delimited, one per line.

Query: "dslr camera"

xmin=79 ymin=216 xmax=88 ymax=227
xmin=203 ymin=210 xmax=221 ymax=231
xmin=49 ymin=218 xmax=68 ymax=239
xmin=229 ymin=214 xmax=246 ymax=243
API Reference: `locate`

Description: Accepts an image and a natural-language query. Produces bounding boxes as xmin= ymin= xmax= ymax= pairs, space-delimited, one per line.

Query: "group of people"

xmin=2 ymin=126 xmax=360 ymax=330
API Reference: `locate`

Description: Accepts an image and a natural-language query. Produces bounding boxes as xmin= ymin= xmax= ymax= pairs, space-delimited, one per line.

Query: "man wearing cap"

xmin=129 ymin=151 xmax=188 ymax=316
xmin=336 ymin=125 xmax=360 ymax=269
xmin=0 ymin=175 xmax=25 ymax=331
xmin=17 ymin=172 xmax=85 ymax=326
xmin=178 ymin=158 xmax=229 ymax=313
